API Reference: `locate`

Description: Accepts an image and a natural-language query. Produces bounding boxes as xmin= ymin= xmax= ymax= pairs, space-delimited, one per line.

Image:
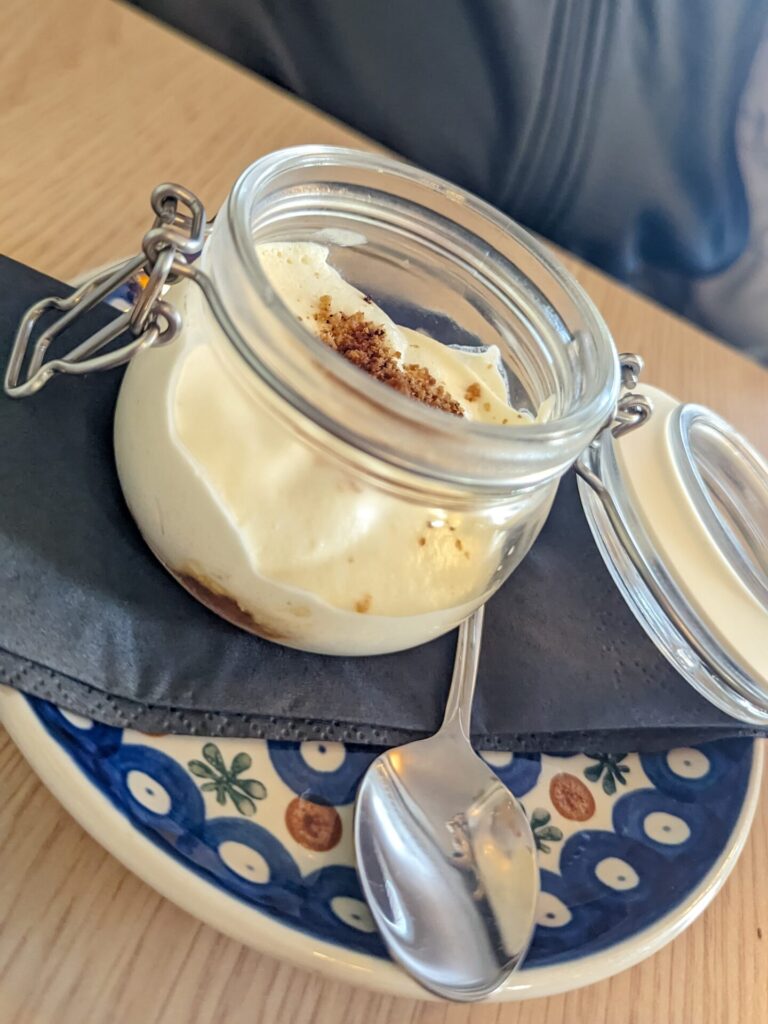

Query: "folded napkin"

xmin=0 ymin=255 xmax=762 ymax=752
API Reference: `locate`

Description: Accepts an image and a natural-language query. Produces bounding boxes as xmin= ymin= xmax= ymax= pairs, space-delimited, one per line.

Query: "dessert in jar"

xmin=114 ymin=147 xmax=620 ymax=655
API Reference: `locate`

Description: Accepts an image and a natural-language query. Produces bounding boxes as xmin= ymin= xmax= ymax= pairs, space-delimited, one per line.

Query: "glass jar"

xmin=108 ymin=147 xmax=619 ymax=655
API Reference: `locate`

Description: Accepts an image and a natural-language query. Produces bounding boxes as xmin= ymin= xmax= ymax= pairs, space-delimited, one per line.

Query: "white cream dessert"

xmin=115 ymin=242 xmax=548 ymax=654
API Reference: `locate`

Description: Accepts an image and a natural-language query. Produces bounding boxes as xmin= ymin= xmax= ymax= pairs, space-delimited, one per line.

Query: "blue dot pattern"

xmin=268 ymin=741 xmax=379 ymax=805
xmin=28 ymin=697 xmax=753 ymax=968
xmin=487 ymin=753 xmax=542 ymax=797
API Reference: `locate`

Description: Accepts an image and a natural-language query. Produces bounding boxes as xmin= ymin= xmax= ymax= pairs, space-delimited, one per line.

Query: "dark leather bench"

xmin=130 ymin=0 xmax=768 ymax=362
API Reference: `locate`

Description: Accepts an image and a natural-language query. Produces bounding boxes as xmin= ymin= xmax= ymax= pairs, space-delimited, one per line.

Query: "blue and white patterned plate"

xmin=0 ymin=686 xmax=761 ymax=1001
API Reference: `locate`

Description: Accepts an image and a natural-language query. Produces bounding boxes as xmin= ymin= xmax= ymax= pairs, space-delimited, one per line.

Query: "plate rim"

xmin=1 ymin=684 xmax=762 ymax=1003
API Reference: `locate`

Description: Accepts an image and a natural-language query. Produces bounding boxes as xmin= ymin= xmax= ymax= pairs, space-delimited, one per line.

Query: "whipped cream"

xmin=114 ymin=242 xmax=549 ymax=654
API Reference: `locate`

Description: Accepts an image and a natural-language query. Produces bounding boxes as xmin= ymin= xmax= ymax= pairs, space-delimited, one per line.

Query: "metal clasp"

xmin=612 ymin=353 xmax=652 ymax=439
xmin=4 ymin=184 xmax=208 ymax=399
xmin=574 ymin=352 xmax=652 ymax=494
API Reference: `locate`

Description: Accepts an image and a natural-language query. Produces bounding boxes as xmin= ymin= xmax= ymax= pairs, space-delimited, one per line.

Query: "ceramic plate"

xmin=1 ymin=686 xmax=761 ymax=1001
xmin=5 ymin=270 xmax=762 ymax=999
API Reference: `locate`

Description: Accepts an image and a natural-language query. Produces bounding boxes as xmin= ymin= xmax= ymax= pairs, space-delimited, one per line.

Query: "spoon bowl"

xmin=354 ymin=608 xmax=539 ymax=1001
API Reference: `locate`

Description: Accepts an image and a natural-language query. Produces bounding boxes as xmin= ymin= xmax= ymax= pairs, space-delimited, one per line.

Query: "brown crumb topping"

xmin=464 ymin=382 xmax=481 ymax=403
xmin=355 ymin=593 xmax=373 ymax=614
xmin=314 ymin=296 xmax=464 ymax=416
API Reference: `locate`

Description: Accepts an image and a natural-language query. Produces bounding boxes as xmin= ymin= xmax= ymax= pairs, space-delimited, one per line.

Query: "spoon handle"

xmin=441 ymin=605 xmax=485 ymax=737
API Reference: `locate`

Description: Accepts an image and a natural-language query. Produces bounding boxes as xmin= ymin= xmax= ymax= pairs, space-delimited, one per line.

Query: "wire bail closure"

xmin=3 ymin=184 xmax=208 ymax=399
xmin=575 ymin=352 xmax=652 ymax=506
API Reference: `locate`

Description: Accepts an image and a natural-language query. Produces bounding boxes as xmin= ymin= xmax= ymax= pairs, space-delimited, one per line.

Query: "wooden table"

xmin=1 ymin=2 xmax=766 ymax=1021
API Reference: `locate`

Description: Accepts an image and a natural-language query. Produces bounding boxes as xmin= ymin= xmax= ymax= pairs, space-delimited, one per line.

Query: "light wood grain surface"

xmin=1 ymin=2 xmax=766 ymax=1022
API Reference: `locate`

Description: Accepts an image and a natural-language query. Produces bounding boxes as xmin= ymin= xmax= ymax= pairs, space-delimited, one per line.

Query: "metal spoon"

xmin=354 ymin=606 xmax=539 ymax=1002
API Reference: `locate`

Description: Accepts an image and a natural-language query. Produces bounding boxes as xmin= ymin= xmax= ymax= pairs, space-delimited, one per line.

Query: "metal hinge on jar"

xmin=575 ymin=352 xmax=652 ymax=534
xmin=3 ymin=184 xmax=209 ymax=398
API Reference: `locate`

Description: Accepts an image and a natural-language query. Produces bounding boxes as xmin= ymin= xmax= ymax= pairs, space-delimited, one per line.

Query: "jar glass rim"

xmin=673 ymin=404 xmax=768 ymax=608
xmin=214 ymin=145 xmax=620 ymax=489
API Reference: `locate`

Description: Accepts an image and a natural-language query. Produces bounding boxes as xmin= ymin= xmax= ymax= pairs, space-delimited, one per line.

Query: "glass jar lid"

xmin=578 ymin=383 xmax=768 ymax=725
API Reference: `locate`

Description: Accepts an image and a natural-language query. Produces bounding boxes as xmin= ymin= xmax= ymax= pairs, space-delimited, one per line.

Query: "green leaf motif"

xmin=187 ymin=745 xmax=268 ymax=817
xmin=229 ymin=788 xmax=256 ymax=817
xmin=230 ymin=752 xmax=253 ymax=776
xmin=529 ymin=808 xmax=551 ymax=830
xmin=203 ymin=743 xmax=227 ymax=772
xmin=530 ymin=806 xmax=564 ymax=854
xmin=239 ymin=779 xmax=267 ymax=800
xmin=584 ymin=754 xmax=631 ymax=797
xmin=537 ymin=826 xmax=564 ymax=842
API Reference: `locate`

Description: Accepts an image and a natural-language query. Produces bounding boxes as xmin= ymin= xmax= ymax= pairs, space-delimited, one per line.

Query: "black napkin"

xmin=0 ymin=256 xmax=761 ymax=752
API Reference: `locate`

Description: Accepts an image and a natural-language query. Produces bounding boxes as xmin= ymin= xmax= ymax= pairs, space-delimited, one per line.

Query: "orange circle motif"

xmin=285 ymin=796 xmax=343 ymax=851
xmin=549 ymin=773 xmax=596 ymax=821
